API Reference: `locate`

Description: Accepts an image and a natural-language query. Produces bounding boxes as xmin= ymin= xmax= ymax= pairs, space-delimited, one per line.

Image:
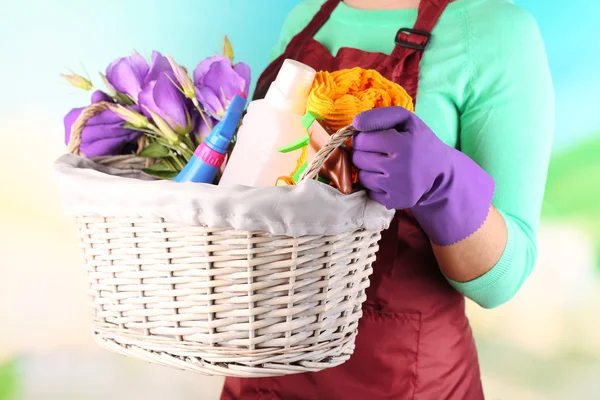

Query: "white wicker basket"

xmin=58 ymin=104 xmax=392 ymax=377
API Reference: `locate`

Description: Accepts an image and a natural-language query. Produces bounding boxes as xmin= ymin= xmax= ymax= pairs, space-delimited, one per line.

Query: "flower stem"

xmin=177 ymin=141 xmax=194 ymax=161
xmin=192 ymin=98 xmax=213 ymax=131
xmin=131 ymin=128 xmax=158 ymax=135
xmin=144 ymin=132 xmax=193 ymax=160
xmin=172 ymin=138 xmax=194 ymax=161
xmin=170 ymin=154 xmax=186 ymax=170
xmin=182 ymin=135 xmax=197 ymax=151
xmin=164 ymin=158 xmax=178 ymax=171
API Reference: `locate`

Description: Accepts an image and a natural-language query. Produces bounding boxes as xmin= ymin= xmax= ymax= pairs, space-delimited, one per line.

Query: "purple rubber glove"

xmin=352 ymin=106 xmax=495 ymax=246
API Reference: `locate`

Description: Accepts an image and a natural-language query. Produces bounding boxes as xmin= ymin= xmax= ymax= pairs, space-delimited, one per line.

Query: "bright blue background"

xmin=0 ymin=0 xmax=598 ymax=150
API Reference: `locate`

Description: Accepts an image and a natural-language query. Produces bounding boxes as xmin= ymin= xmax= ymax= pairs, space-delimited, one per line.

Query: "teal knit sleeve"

xmin=448 ymin=4 xmax=554 ymax=308
xmin=269 ymin=0 xmax=326 ymax=61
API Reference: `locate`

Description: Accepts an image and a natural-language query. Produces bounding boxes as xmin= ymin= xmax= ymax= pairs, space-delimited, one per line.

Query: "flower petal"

xmin=105 ymin=54 xmax=149 ymax=101
xmin=91 ymin=90 xmax=112 ymax=103
xmin=193 ymin=114 xmax=217 ymax=142
xmin=77 ymin=110 xmax=140 ymax=157
xmin=145 ymin=51 xmax=174 ymax=85
xmin=79 ymin=117 xmax=134 ymax=143
xmin=203 ymin=62 xmax=247 ymax=105
xmin=233 ymin=62 xmax=251 ymax=95
xmin=64 ymin=107 xmax=84 ymax=145
xmin=153 ymin=74 xmax=190 ymax=133
xmin=138 ymin=80 xmax=159 ymax=119
xmin=193 ymin=55 xmax=230 ymax=85
xmin=80 ymin=129 xmax=140 ymax=157
xmin=195 ymin=85 xmax=224 ymax=116
xmin=140 ymin=75 xmax=191 ymax=134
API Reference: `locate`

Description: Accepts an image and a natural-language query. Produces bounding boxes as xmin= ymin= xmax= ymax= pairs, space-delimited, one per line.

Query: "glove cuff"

xmin=411 ymin=150 xmax=495 ymax=246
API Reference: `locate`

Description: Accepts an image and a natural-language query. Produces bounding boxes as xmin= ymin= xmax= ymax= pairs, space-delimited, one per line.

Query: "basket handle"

xmin=298 ymin=125 xmax=358 ymax=182
xmin=66 ymin=101 xmax=148 ymax=157
xmin=67 ymin=101 xmax=115 ymax=156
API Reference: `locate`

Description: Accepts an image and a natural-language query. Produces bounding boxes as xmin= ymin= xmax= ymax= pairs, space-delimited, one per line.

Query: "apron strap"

xmin=391 ymin=0 xmax=452 ymax=58
xmin=252 ymin=0 xmax=340 ymax=100
xmin=390 ymin=0 xmax=452 ymax=100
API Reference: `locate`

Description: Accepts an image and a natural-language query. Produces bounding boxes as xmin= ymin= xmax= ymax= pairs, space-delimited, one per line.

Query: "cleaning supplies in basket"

xmin=277 ymin=111 xmax=353 ymax=194
xmin=173 ymin=93 xmax=247 ymax=183
xmin=218 ymin=59 xmax=317 ymax=187
xmin=55 ymin=38 xmax=404 ymax=379
xmin=271 ymin=67 xmax=416 ymax=193
xmin=307 ymin=67 xmax=414 ymax=131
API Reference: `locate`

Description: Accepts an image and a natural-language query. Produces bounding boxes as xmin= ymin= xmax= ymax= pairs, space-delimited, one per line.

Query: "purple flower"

xmin=193 ymin=113 xmax=218 ymax=143
xmin=106 ymin=51 xmax=173 ymax=102
xmin=105 ymin=53 xmax=148 ymax=102
xmin=146 ymin=51 xmax=175 ymax=84
xmin=91 ymin=90 xmax=111 ymax=103
xmin=139 ymin=73 xmax=193 ymax=135
xmin=64 ymin=91 xmax=140 ymax=157
xmin=193 ymin=55 xmax=250 ymax=118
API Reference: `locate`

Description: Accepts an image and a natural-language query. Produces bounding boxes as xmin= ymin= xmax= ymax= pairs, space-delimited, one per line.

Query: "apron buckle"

xmin=395 ymin=28 xmax=431 ymax=51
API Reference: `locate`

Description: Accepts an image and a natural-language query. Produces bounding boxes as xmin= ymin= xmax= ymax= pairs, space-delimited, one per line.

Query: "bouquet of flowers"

xmin=62 ymin=36 xmax=251 ymax=179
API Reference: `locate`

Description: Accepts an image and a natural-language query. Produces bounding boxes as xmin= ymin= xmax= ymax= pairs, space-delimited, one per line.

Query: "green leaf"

xmin=142 ymin=160 xmax=178 ymax=179
xmin=144 ymin=160 xmax=174 ymax=172
xmin=138 ymin=142 xmax=170 ymax=158
xmin=143 ymin=169 xmax=178 ymax=180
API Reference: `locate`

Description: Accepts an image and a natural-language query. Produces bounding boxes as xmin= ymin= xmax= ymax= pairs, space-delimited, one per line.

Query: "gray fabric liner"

xmin=53 ymin=154 xmax=395 ymax=237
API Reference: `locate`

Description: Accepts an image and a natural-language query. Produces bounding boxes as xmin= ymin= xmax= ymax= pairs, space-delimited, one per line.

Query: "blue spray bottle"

xmin=174 ymin=93 xmax=247 ymax=183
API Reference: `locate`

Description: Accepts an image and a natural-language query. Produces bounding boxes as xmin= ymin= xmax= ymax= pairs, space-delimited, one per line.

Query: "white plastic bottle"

xmin=219 ymin=59 xmax=316 ymax=187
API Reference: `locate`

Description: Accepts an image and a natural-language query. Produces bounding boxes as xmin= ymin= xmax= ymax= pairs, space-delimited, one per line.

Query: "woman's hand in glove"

xmin=352 ymin=106 xmax=495 ymax=246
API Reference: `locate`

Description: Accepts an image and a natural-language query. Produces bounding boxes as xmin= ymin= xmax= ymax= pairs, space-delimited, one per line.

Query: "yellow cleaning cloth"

xmin=307 ymin=68 xmax=415 ymax=131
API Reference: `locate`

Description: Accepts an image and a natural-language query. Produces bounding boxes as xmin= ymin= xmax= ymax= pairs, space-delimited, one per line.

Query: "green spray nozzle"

xmin=292 ymin=161 xmax=330 ymax=184
xmin=278 ymin=111 xmax=326 ymax=153
xmin=278 ymin=134 xmax=310 ymax=153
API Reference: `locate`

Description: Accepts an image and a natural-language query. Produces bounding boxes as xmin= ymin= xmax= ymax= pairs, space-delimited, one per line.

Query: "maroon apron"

xmin=222 ymin=1 xmax=484 ymax=398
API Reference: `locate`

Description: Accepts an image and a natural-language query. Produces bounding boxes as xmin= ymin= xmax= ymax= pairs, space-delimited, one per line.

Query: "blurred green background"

xmin=0 ymin=1 xmax=598 ymax=399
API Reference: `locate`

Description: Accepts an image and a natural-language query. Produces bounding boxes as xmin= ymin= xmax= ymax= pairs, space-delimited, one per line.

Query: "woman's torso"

xmin=221 ymin=1 xmax=497 ymax=398
xmin=272 ymin=0 xmax=524 ymax=150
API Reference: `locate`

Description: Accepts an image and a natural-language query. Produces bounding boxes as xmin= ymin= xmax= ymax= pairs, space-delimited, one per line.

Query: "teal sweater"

xmin=271 ymin=0 xmax=554 ymax=308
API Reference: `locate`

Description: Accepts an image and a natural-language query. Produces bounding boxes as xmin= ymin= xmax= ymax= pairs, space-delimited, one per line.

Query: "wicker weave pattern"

xmin=77 ymin=216 xmax=380 ymax=376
